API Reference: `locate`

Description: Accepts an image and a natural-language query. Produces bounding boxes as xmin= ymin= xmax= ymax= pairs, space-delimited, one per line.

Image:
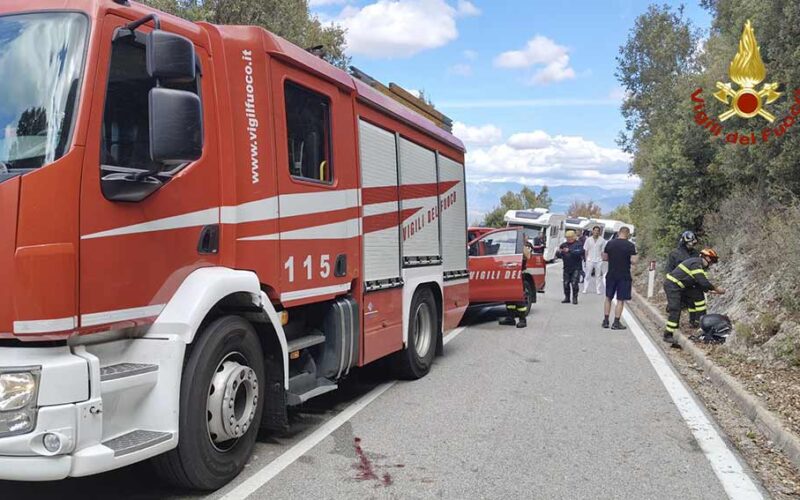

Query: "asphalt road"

xmin=0 ymin=264 xmax=761 ymax=499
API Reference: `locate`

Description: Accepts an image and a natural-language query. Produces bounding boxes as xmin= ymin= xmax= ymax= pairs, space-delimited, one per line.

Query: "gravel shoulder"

xmin=629 ymin=297 xmax=800 ymax=499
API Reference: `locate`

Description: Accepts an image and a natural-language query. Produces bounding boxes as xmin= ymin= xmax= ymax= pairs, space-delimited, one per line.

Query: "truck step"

xmin=287 ymin=334 xmax=326 ymax=353
xmin=103 ymin=429 xmax=172 ymax=457
xmin=287 ymin=378 xmax=337 ymax=406
xmin=100 ymin=362 xmax=158 ymax=381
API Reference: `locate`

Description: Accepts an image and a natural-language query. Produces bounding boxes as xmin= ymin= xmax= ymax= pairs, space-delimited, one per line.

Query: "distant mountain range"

xmin=466 ymin=182 xmax=634 ymax=225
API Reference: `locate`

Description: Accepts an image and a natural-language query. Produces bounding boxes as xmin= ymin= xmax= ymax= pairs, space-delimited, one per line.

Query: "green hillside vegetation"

xmin=618 ymin=1 xmax=800 ymax=365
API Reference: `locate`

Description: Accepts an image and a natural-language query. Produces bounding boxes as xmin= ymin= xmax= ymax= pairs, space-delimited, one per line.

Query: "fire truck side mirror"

xmin=149 ymin=88 xmax=203 ymax=163
xmin=146 ymin=30 xmax=196 ymax=82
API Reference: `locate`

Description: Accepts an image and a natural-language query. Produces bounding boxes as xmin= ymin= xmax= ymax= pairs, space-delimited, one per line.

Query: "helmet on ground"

xmin=700 ymin=248 xmax=719 ymax=264
xmin=698 ymin=314 xmax=732 ymax=343
xmin=681 ymin=230 xmax=697 ymax=245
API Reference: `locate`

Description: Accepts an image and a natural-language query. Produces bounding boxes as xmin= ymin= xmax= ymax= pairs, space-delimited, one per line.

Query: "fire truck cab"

xmin=0 ymin=0 xmax=470 ymax=489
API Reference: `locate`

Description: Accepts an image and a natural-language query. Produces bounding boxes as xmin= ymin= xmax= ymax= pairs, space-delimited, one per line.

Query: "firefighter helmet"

xmin=680 ymin=230 xmax=697 ymax=246
xmin=700 ymin=248 xmax=719 ymax=264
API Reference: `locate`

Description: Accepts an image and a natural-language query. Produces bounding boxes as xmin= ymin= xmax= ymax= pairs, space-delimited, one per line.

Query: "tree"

xmin=605 ymin=204 xmax=631 ymax=223
xmin=567 ymin=200 xmax=602 ymax=218
xmin=139 ymin=0 xmax=349 ymax=68
xmin=616 ymin=5 xmax=724 ymax=256
xmin=481 ymin=186 xmax=552 ymax=228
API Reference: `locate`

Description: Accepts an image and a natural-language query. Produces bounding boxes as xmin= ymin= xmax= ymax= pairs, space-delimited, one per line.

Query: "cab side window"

xmin=474 ymin=231 xmax=518 ymax=257
xmin=101 ymin=32 xmax=199 ymax=173
xmin=285 ymin=81 xmax=333 ymax=183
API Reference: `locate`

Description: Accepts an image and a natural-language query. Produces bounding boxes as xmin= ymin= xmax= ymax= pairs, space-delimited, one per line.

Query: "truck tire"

xmin=393 ymin=287 xmax=438 ymax=380
xmin=154 ymin=316 xmax=265 ymax=490
xmin=523 ymin=278 xmax=536 ymax=315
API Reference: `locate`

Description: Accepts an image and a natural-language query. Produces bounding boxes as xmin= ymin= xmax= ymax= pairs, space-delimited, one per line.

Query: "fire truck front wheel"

xmin=154 ymin=315 xmax=265 ymax=490
xmin=394 ymin=287 xmax=438 ymax=380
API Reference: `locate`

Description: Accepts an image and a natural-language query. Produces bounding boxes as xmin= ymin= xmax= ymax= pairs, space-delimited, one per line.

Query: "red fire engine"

xmin=0 ymin=0 xmax=471 ymax=488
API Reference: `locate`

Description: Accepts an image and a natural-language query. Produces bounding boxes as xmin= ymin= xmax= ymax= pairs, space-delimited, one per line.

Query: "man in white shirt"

xmin=583 ymin=225 xmax=606 ymax=294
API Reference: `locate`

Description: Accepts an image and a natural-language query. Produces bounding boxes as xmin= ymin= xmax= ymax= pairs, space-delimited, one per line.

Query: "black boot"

xmin=498 ymin=316 xmax=516 ymax=326
xmin=572 ymin=291 xmax=579 ymax=305
xmin=663 ymin=331 xmax=681 ymax=348
xmin=561 ymin=296 xmax=571 ymax=304
xmin=516 ymin=317 xmax=527 ymax=328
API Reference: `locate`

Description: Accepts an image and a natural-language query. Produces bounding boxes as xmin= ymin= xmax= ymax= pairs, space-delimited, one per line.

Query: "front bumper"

xmin=0 ymin=346 xmax=93 ymax=480
xmin=0 ymin=455 xmax=72 ymax=481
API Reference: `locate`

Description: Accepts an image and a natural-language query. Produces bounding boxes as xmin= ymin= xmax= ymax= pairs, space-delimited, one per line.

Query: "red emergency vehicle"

xmin=0 ymin=0 xmax=470 ymax=488
xmin=467 ymin=228 xmax=546 ymax=314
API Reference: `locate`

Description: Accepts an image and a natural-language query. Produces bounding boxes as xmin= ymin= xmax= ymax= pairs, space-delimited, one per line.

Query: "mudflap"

xmin=261 ymin=350 xmax=289 ymax=433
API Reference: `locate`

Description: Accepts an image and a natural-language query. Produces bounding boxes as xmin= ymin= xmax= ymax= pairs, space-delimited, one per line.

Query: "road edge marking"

xmin=220 ymin=381 xmax=395 ymax=500
xmin=220 ymin=326 xmax=468 ymax=500
xmin=443 ymin=326 xmax=466 ymax=346
xmin=622 ymin=309 xmax=763 ymax=500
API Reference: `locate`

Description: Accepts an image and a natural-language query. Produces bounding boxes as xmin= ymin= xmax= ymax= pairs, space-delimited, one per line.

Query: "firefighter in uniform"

xmin=666 ymin=230 xmax=702 ymax=327
xmin=663 ymin=249 xmax=726 ymax=346
xmin=499 ymin=240 xmax=534 ymax=328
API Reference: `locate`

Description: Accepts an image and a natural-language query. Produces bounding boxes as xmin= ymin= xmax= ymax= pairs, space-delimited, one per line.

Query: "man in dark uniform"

xmin=663 ymin=248 xmax=726 ymax=347
xmin=666 ymin=230 xmax=702 ymax=327
xmin=557 ymin=230 xmax=584 ymax=305
xmin=499 ymin=240 xmax=534 ymax=328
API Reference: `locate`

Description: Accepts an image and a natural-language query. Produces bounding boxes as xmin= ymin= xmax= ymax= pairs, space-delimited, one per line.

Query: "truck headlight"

xmin=0 ymin=369 xmax=39 ymax=437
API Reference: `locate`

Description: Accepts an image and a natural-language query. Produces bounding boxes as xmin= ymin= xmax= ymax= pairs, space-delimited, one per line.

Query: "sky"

xmin=311 ymin=0 xmax=712 ymax=221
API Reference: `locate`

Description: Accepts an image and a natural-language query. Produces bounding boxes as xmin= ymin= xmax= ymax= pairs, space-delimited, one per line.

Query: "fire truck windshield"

xmin=0 ymin=12 xmax=87 ymax=173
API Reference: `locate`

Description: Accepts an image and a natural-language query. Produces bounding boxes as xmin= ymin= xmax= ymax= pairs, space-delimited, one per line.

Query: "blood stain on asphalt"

xmin=353 ymin=437 xmax=393 ymax=486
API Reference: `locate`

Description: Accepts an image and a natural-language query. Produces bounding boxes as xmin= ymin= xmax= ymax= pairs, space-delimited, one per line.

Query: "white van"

xmin=504 ymin=209 xmax=567 ymax=262
xmin=594 ymin=218 xmax=635 ymax=241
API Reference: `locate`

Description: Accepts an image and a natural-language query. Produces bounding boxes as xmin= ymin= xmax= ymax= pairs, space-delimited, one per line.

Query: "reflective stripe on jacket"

xmin=665 ymin=257 xmax=714 ymax=291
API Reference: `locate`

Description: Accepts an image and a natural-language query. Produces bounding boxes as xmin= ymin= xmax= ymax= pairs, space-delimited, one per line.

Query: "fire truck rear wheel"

xmin=154 ymin=315 xmax=265 ymax=490
xmin=394 ymin=287 xmax=438 ymax=380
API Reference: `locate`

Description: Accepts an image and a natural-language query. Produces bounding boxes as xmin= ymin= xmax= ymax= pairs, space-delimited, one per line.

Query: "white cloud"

xmin=608 ymin=86 xmax=629 ymax=101
xmin=448 ymin=63 xmax=473 ymax=76
xmin=453 ymin=122 xmax=503 ymax=146
xmin=437 ymin=97 xmax=620 ymax=109
xmin=456 ymin=0 xmax=481 ymax=16
xmin=463 ymin=128 xmax=637 ymax=190
xmin=462 ymin=49 xmax=478 ymax=60
xmin=337 ymin=0 xmax=460 ymax=58
xmin=507 ymin=131 xmax=550 ymax=149
xmin=309 ymin=0 xmax=349 ymax=6
xmin=494 ymin=35 xmax=576 ymax=85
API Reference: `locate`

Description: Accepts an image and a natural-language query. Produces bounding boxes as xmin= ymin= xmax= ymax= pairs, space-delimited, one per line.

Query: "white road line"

xmin=622 ymin=309 xmax=763 ymax=500
xmin=220 ymin=326 xmax=468 ymax=500
xmin=443 ymin=326 xmax=466 ymax=346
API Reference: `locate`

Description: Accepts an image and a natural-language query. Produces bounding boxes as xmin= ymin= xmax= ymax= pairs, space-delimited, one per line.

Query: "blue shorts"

xmin=605 ymin=276 xmax=632 ymax=301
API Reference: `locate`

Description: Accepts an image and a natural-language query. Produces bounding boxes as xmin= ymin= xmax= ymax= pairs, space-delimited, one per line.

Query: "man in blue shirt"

xmin=557 ymin=230 xmax=585 ymax=305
